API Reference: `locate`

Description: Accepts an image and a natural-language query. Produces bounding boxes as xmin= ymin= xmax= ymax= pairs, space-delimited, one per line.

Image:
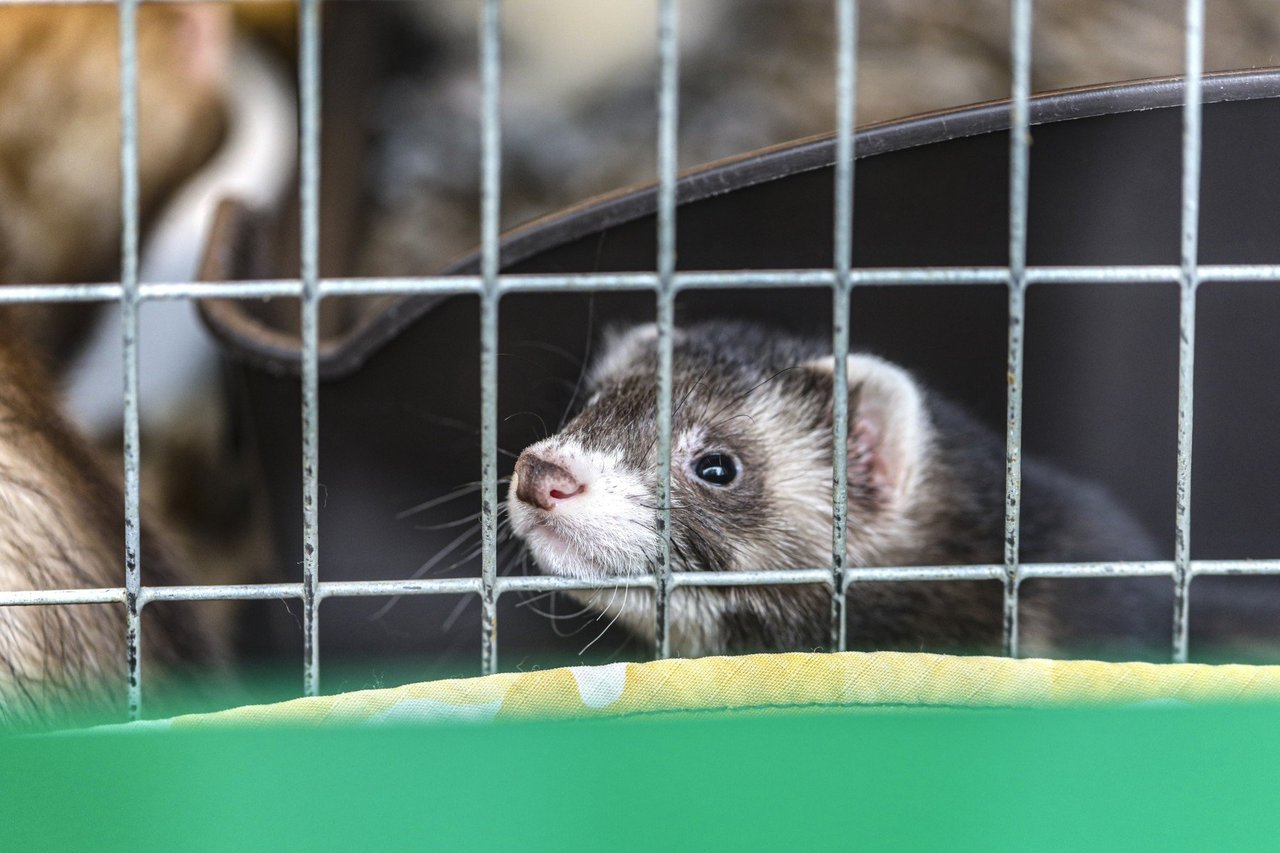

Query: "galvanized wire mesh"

xmin=0 ymin=0 xmax=1257 ymax=722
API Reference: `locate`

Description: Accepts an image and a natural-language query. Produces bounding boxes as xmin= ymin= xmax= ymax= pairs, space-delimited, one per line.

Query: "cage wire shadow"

xmin=0 ymin=0 xmax=1267 ymax=722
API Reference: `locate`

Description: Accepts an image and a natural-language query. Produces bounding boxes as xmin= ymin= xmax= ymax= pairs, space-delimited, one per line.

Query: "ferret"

xmin=0 ymin=324 xmax=223 ymax=729
xmin=0 ymin=4 xmax=232 ymax=372
xmin=508 ymin=322 xmax=1169 ymax=659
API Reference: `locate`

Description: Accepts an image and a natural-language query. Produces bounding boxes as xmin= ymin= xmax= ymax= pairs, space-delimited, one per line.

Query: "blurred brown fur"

xmin=0 ymin=314 xmax=225 ymax=728
xmin=362 ymin=0 xmax=1280 ymax=278
xmin=0 ymin=6 xmax=252 ymax=724
xmin=0 ymin=4 xmax=232 ymax=371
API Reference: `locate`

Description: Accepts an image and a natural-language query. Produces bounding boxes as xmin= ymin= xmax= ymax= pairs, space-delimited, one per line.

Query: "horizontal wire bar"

xmin=673 ymin=569 xmax=835 ymax=588
xmin=1020 ymin=561 xmax=1175 ymax=579
xmin=4 ymin=265 xmax=1280 ymax=305
xmin=1192 ymin=560 xmax=1280 ymax=577
xmin=142 ymin=584 xmax=304 ymax=604
xmin=143 ymin=281 xmax=304 ymax=300
xmin=318 ymin=579 xmax=482 ymax=599
xmin=848 ymin=565 xmax=1006 ymax=583
xmin=4 ymin=560 xmax=1278 ymax=609
xmin=498 ymin=575 xmax=659 ymax=594
xmin=321 ymin=277 xmax=481 ymax=298
xmin=1028 ymin=266 xmax=1177 ymax=284
xmin=1160 ymin=265 xmax=1280 ymax=282
xmin=0 ymin=284 xmax=124 ymax=303
xmin=0 ymin=589 xmax=128 ymax=607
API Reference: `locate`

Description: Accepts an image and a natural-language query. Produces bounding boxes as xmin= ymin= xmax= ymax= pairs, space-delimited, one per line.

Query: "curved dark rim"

xmin=202 ymin=68 xmax=1280 ymax=379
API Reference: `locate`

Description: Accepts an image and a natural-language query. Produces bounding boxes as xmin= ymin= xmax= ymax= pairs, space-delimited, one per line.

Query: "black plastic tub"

xmin=201 ymin=69 xmax=1280 ymax=681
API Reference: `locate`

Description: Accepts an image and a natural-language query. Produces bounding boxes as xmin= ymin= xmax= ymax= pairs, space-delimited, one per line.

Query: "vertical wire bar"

xmin=1173 ymin=0 xmax=1205 ymax=664
xmin=829 ymin=0 xmax=857 ymax=653
xmin=654 ymin=0 xmax=679 ymax=659
xmin=118 ymin=0 xmax=143 ymax=720
xmin=298 ymin=0 xmax=322 ymax=696
xmin=1002 ymin=0 xmax=1033 ymax=658
xmin=479 ymin=0 xmax=502 ymax=675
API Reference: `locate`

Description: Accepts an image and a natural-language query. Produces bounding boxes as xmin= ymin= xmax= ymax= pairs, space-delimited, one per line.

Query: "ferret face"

xmin=507 ymin=324 xmax=932 ymax=647
xmin=509 ymin=333 xmax=826 ymax=583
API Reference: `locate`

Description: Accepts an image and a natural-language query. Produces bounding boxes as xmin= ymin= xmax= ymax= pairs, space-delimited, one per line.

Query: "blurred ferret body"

xmin=0 ymin=4 xmax=236 ymax=727
xmin=0 ymin=4 xmax=232 ymax=370
xmin=0 ymin=321 xmax=223 ymax=728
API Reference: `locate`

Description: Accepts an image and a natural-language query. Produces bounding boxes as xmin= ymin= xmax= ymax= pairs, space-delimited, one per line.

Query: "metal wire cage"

xmin=0 ymin=0 xmax=1257 ymax=723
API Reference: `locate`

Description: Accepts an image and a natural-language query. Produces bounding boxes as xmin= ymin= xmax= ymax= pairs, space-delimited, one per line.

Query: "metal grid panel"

xmin=0 ymin=0 xmax=1262 ymax=720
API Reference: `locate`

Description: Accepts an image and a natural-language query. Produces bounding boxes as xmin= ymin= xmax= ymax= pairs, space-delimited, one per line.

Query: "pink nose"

xmin=514 ymin=450 xmax=586 ymax=511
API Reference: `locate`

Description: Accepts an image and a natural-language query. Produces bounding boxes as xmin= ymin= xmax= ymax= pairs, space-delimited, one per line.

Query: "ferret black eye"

xmin=693 ymin=453 xmax=737 ymax=486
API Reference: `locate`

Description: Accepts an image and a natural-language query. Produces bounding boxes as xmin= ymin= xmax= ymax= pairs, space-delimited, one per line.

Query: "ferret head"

xmin=507 ymin=322 xmax=935 ymax=649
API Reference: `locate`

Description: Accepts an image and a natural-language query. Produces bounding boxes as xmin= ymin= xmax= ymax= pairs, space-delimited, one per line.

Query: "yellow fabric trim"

xmin=167 ymin=652 xmax=1280 ymax=728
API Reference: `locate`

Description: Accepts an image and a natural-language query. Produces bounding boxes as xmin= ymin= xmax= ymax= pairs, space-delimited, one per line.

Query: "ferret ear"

xmin=592 ymin=323 xmax=687 ymax=384
xmin=803 ymin=354 xmax=930 ymax=508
